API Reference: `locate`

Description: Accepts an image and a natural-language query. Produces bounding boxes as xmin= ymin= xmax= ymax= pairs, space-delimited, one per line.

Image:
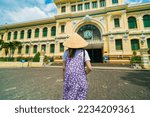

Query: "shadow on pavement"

xmin=120 ymin=70 xmax=150 ymax=90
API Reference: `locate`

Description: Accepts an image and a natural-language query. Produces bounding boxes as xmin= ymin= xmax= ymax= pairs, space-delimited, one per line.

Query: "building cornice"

xmin=0 ymin=17 xmax=56 ymax=30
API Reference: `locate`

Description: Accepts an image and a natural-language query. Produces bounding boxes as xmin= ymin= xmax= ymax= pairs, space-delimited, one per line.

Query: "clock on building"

xmin=83 ymin=30 xmax=93 ymax=39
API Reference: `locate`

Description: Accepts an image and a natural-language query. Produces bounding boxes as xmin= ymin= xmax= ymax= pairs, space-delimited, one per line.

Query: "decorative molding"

xmin=109 ymin=32 xmax=114 ymax=41
xmin=72 ymin=20 xmax=78 ymax=26
xmin=83 ymin=15 xmax=92 ymax=21
xmin=99 ymin=16 xmax=106 ymax=24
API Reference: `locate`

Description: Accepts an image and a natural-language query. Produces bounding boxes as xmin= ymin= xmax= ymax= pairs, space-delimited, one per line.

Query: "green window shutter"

xmin=78 ymin=4 xmax=82 ymax=11
xmin=20 ymin=31 xmax=24 ymax=39
xmin=14 ymin=31 xmax=17 ymax=40
xmin=115 ymin=39 xmax=122 ymax=50
xmin=61 ymin=25 xmax=65 ymax=33
xmin=71 ymin=5 xmax=76 ymax=12
xmin=33 ymin=45 xmax=37 ymax=53
xmin=128 ymin=17 xmax=137 ymax=29
xmin=100 ymin=0 xmax=106 ymax=7
xmin=18 ymin=47 xmax=22 ymax=54
xmin=112 ymin=0 xmax=118 ymax=4
xmin=7 ymin=32 xmax=11 ymax=40
xmin=35 ymin=29 xmax=39 ymax=38
xmin=60 ymin=43 xmax=64 ymax=52
xmin=131 ymin=39 xmax=140 ymax=50
xmin=114 ymin=18 xmax=120 ymax=27
xmin=51 ymin=26 xmax=56 ymax=36
xmin=61 ymin=6 xmax=66 ymax=13
xmin=50 ymin=44 xmax=55 ymax=53
xmin=143 ymin=15 xmax=150 ymax=28
xmin=27 ymin=29 xmax=32 ymax=38
xmin=92 ymin=1 xmax=97 ymax=8
xmin=43 ymin=28 xmax=47 ymax=37
xmin=85 ymin=3 xmax=90 ymax=10
xmin=42 ymin=45 xmax=46 ymax=52
xmin=147 ymin=39 xmax=150 ymax=48
xmin=26 ymin=46 xmax=29 ymax=54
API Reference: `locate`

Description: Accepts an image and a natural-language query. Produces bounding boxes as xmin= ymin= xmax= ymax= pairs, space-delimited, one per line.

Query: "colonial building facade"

xmin=0 ymin=0 xmax=150 ymax=63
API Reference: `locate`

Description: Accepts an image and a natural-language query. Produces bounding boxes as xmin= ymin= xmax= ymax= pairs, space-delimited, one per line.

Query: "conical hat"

xmin=63 ymin=33 xmax=88 ymax=48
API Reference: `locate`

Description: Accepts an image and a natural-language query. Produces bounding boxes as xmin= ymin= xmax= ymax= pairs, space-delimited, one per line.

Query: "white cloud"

xmin=6 ymin=7 xmax=48 ymax=23
xmin=125 ymin=0 xmax=144 ymax=3
xmin=0 ymin=0 xmax=57 ymax=25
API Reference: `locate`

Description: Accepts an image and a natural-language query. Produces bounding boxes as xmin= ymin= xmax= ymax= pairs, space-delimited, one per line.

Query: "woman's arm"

xmin=63 ymin=61 xmax=66 ymax=81
xmin=85 ymin=60 xmax=92 ymax=75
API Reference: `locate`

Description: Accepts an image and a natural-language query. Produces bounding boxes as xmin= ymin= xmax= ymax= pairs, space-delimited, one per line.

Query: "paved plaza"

xmin=0 ymin=67 xmax=150 ymax=100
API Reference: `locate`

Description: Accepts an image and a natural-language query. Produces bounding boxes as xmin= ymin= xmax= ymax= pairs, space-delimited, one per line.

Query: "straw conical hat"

xmin=63 ymin=33 xmax=88 ymax=48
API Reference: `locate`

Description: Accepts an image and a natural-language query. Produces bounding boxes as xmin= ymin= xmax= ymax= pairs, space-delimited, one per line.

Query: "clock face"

xmin=84 ymin=30 xmax=92 ymax=39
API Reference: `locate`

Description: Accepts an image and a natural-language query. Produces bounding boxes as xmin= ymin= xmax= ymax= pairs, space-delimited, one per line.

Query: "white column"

xmin=122 ymin=10 xmax=128 ymax=30
xmin=39 ymin=28 xmax=43 ymax=39
xmin=37 ymin=43 xmax=41 ymax=53
xmin=46 ymin=42 xmax=50 ymax=56
xmin=47 ymin=27 xmax=50 ymax=39
xmin=97 ymin=0 xmax=100 ymax=8
xmin=107 ymin=13 xmax=112 ymax=33
xmin=137 ymin=15 xmax=144 ymax=31
xmin=24 ymin=30 xmax=27 ymax=40
xmin=10 ymin=31 xmax=13 ymax=41
xmin=17 ymin=31 xmax=20 ymax=40
xmin=31 ymin=29 xmax=35 ymax=39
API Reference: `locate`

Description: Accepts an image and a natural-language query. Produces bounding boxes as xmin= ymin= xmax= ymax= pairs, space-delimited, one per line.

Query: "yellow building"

xmin=0 ymin=0 xmax=150 ymax=63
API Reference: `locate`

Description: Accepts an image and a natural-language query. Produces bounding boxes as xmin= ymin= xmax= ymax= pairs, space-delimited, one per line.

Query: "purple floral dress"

xmin=63 ymin=50 xmax=88 ymax=100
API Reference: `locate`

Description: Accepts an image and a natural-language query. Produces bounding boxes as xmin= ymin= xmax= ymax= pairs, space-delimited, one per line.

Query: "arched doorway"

xmin=77 ymin=24 xmax=103 ymax=63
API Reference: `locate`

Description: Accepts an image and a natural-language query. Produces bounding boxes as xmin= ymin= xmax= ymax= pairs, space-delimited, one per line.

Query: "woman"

xmin=62 ymin=33 xmax=92 ymax=100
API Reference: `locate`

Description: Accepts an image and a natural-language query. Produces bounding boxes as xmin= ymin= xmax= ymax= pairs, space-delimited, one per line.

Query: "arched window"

xmin=20 ymin=30 xmax=24 ymax=39
xmin=41 ymin=44 xmax=46 ymax=52
xmin=25 ymin=45 xmax=29 ymax=54
xmin=128 ymin=17 xmax=137 ymax=29
xmin=7 ymin=32 xmax=11 ymax=40
xmin=33 ymin=45 xmax=37 ymax=53
xmin=131 ymin=39 xmax=140 ymax=50
xmin=50 ymin=44 xmax=55 ymax=53
xmin=14 ymin=31 xmax=18 ymax=40
xmin=27 ymin=29 xmax=32 ymax=38
xmin=18 ymin=46 xmax=22 ymax=54
xmin=35 ymin=28 xmax=39 ymax=38
xmin=100 ymin=0 xmax=106 ymax=7
xmin=147 ymin=38 xmax=150 ymax=48
xmin=43 ymin=27 xmax=48 ymax=37
xmin=51 ymin=26 xmax=56 ymax=36
xmin=143 ymin=15 xmax=150 ymax=27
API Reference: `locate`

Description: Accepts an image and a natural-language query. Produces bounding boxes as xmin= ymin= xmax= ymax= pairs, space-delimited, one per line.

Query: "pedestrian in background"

xmin=62 ymin=33 xmax=92 ymax=100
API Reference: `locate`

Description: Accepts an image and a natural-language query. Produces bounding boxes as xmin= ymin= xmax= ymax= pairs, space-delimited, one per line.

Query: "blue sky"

xmin=0 ymin=0 xmax=149 ymax=25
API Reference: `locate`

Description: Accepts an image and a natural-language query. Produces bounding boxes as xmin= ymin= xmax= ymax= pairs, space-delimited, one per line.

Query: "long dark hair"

xmin=68 ymin=48 xmax=76 ymax=58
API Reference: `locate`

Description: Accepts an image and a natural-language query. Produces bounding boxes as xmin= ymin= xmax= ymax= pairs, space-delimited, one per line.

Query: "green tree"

xmin=1 ymin=42 xmax=9 ymax=57
xmin=33 ymin=52 xmax=40 ymax=62
xmin=0 ymin=40 xmax=4 ymax=50
xmin=9 ymin=41 xmax=22 ymax=58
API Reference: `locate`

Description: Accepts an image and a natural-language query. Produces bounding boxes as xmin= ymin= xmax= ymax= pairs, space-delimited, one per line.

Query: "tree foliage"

xmin=33 ymin=52 xmax=40 ymax=62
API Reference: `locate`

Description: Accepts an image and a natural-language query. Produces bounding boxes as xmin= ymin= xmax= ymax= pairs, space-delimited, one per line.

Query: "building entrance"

xmin=87 ymin=49 xmax=103 ymax=63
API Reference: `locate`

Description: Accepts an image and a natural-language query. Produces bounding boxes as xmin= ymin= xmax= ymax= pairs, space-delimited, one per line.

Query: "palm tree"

xmin=9 ymin=41 xmax=22 ymax=58
xmin=1 ymin=42 xmax=9 ymax=57
xmin=0 ymin=39 xmax=4 ymax=50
